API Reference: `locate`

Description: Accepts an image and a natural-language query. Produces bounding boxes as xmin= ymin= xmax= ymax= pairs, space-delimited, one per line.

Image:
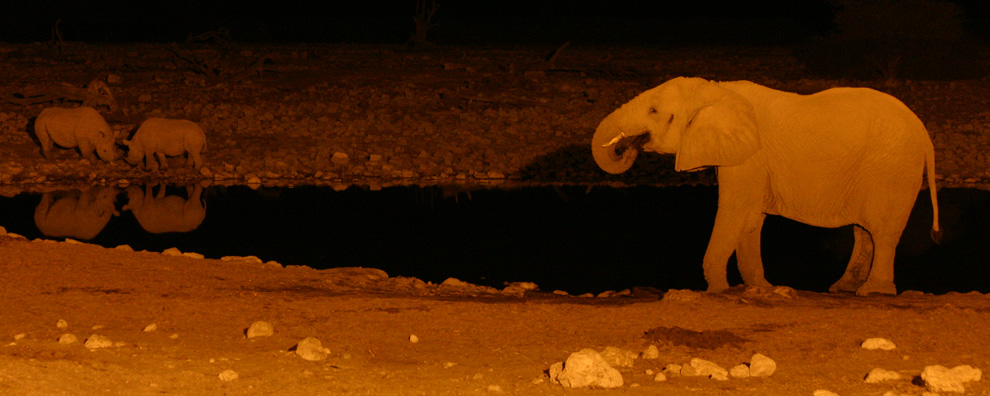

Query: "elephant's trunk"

xmin=591 ymin=113 xmax=647 ymax=174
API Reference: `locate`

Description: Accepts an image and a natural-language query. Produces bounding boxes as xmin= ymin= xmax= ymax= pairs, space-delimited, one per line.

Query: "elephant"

xmin=124 ymin=118 xmax=207 ymax=170
xmin=34 ymin=106 xmax=117 ymax=162
xmin=123 ymin=184 xmax=206 ymax=234
xmin=591 ymin=77 xmax=941 ymax=296
xmin=34 ymin=186 xmax=119 ymax=240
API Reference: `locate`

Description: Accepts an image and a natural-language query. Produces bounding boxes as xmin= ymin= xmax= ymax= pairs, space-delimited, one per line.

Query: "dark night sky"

xmin=1 ymin=0 xmax=987 ymax=45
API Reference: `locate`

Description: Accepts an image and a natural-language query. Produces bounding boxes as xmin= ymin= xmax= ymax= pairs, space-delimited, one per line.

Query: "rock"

xmin=640 ymin=345 xmax=660 ymax=360
xmin=555 ymin=348 xmax=623 ymax=388
xmin=653 ymin=372 xmax=667 ymax=382
xmin=143 ymin=323 xmax=157 ymax=332
xmin=162 ymin=247 xmax=182 ymax=256
xmin=600 ymin=347 xmax=636 ymax=368
xmin=57 ymin=333 xmax=78 ymax=345
xmin=331 ymin=152 xmax=350 ymax=165
xmin=56 ymin=319 xmax=68 ymax=329
xmin=861 ymin=338 xmax=897 ymax=350
xmin=294 ymin=337 xmax=330 ymax=361
xmin=813 ymin=391 xmax=840 ymax=396
xmin=221 ymin=255 xmax=263 ymax=264
xmin=662 ymin=289 xmax=701 ymax=302
xmin=730 ymin=364 xmax=750 ymax=378
xmin=864 ymin=368 xmax=901 ymax=383
xmin=921 ymin=364 xmax=982 ymax=393
xmin=246 ymin=321 xmax=274 ymax=338
xmin=548 ymin=361 xmax=564 ymax=383
xmin=683 ymin=358 xmax=728 ymax=381
xmin=662 ymin=363 xmax=682 ymax=377
xmin=84 ymin=334 xmax=113 ymax=349
xmin=409 ymin=334 xmax=419 ymax=343
xmin=218 ymin=369 xmax=238 ymax=382
xmin=750 ymin=353 xmax=776 ymax=377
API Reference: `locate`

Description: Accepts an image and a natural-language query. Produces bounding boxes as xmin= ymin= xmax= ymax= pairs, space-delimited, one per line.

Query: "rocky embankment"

xmin=1 ymin=43 xmax=988 ymax=195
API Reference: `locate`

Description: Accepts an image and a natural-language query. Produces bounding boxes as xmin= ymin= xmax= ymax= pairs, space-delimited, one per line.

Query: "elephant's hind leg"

xmin=735 ymin=212 xmax=772 ymax=288
xmin=829 ymin=225 xmax=873 ymax=293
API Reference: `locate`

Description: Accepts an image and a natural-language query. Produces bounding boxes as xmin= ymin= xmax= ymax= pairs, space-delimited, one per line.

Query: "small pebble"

xmin=56 ymin=319 xmax=68 ymax=329
xmin=218 ymin=369 xmax=238 ymax=382
xmin=409 ymin=334 xmax=419 ymax=343
xmin=84 ymin=334 xmax=113 ymax=349
xmin=861 ymin=338 xmax=897 ymax=351
xmin=246 ymin=321 xmax=274 ymax=338
xmin=57 ymin=334 xmax=78 ymax=345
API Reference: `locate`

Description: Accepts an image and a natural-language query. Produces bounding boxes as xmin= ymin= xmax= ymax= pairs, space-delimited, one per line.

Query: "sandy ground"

xmin=0 ymin=234 xmax=988 ymax=396
xmin=1 ymin=43 xmax=989 ymax=395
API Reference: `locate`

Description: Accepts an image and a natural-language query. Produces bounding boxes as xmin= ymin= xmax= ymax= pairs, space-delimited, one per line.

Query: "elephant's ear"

xmin=675 ymin=87 xmax=759 ymax=172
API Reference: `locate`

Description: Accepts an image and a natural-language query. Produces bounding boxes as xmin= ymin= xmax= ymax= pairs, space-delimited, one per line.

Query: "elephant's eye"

xmin=649 ymin=107 xmax=657 ymax=114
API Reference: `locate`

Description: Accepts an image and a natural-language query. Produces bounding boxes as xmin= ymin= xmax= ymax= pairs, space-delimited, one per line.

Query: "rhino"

xmin=124 ymin=118 xmax=207 ymax=170
xmin=34 ymin=106 xmax=117 ymax=162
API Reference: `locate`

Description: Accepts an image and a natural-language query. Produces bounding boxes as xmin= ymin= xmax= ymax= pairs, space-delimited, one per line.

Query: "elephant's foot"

xmin=855 ymin=280 xmax=897 ymax=296
xmin=828 ymin=277 xmax=864 ymax=293
xmin=705 ymin=281 xmax=731 ymax=293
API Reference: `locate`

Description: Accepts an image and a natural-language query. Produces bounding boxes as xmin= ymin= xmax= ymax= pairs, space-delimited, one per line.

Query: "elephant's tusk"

xmin=602 ymin=132 xmax=626 ymax=148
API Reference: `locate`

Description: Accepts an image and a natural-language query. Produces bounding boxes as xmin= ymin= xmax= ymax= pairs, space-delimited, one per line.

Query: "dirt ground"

xmin=1 ymin=43 xmax=989 ymax=395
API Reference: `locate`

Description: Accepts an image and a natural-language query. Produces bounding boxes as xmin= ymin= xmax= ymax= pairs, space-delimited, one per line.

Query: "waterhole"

xmin=1 ymin=184 xmax=987 ymax=295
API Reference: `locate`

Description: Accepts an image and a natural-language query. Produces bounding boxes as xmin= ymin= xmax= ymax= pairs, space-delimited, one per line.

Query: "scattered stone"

xmin=682 ymin=358 xmax=728 ymax=381
xmin=653 ymin=372 xmax=667 ymax=382
xmin=861 ymin=338 xmax=897 ymax=351
xmin=750 ymin=353 xmax=776 ymax=377
xmin=84 ymin=334 xmax=113 ymax=349
xmin=548 ymin=361 xmax=564 ymax=382
xmin=12 ymin=333 xmax=25 ymax=341
xmin=730 ymin=364 xmax=750 ymax=378
xmin=409 ymin=334 xmax=419 ymax=343
xmin=441 ymin=278 xmax=473 ymax=288
xmin=162 ymin=247 xmax=182 ymax=256
xmin=662 ymin=289 xmax=701 ymax=302
xmin=294 ymin=337 xmax=330 ymax=361
xmin=331 ymin=152 xmax=350 ymax=165
xmin=865 ymin=368 xmax=901 ymax=383
xmin=246 ymin=321 xmax=274 ymax=338
xmin=599 ymin=347 xmax=636 ymax=368
xmin=56 ymin=319 xmax=68 ymax=329
xmin=443 ymin=362 xmax=457 ymax=368
xmin=813 ymin=391 xmax=840 ymax=396
xmin=181 ymin=252 xmax=204 ymax=259
xmin=662 ymin=363 xmax=682 ymax=377
xmin=63 ymin=238 xmax=83 ymax=245
xmin=115 ymin=245 xmax=133 ymax=251
xmin=640 ymin=345 xmax=660 ymax=360
xmin=486 ymin=384 xmax=502 ymax=392
xmin=218 ymin=369 xmax=239 ymax=382
xmin=143 ymin=323 xmax=157 ymax=332
xmin=57 ymin=333 xmax=78 ymax=345
xmin=554 ymin=348 xmax=623 ymax=388
xmin=221 ymin=255 xmax=263 ymax=264
xmin=921 ymin=364 xmax=982 ymax=393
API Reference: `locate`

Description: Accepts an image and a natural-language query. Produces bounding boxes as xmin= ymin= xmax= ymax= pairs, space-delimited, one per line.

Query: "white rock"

xmin=813 ymin=391 xmax=840 ymax=396
xmin=864 ymin=368 xmax=901 ymax=383
xmin=921 ymin=365 xmax=982 ymax=393
xmin=409 ymin=334 xmax=419 ymax=343
xmin=861 ymin=338 xmax=897 ymax=350
xmin=143 ymin=323 xmax=157 ymax=332
xmin=12 ymin=333 xmax=25 ymax=341
xmin=600 ymin=346 xmax=636 ymax=368
xmin=218 ymin=369 xmax=238 ymax=382
xmin=181 ymin=252 xmax=204 ymax=259
xmin=246 ymin=321 xmax=274 ymax=338
xmin=662 ymin=289 xmax=701 ymax=302
xmin=662 ymin=363 xmax=682 ymax=377
xmin=556 ymin=348 xmax=623 ymax=388
xmin=683 ymin=358 xmax=729 ymax=381
xmin=640 ymin=345 xmax=660 ymax=360
xmin=505 ymin=281 xmax=538 ymax=291
xmin=162 ymin=247 xmax=183 ymax=256
xmin=294 ymin=337 xmax=330 ymax=361
xmin=730 ymin=364 xmax=750 ymax=378
xmin=486 ymin=384 xmax=502 ymax=392
xmin=84 ymin=334 xmax=113 ymax=349
xmin=548 ymin=361 xmax=564 ymax=383
xmin=221 ymin=255 xmax=263 ymax=264
xmin=653 ymin=372 xmax=667 ymax=382
xmin=750 ymin=353 xmax=777 ymax=377
xmin=57 ymin=333 xmax=78 ymax=345
xmin=56 ymin=319 xmax=68 ymax=329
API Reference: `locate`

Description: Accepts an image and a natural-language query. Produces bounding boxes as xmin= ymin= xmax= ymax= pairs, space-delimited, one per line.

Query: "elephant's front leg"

xmin=702 ymin=207 xmax=751 ymax=292
xmin=829 ymin=225 xmax=873 ymax=293
xmin=735 ymin=211 xmax=772 ymax=288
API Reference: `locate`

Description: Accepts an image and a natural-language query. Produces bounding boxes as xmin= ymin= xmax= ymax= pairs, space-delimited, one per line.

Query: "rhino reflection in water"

xmin=33 ymin=186 xmax=119 ymax=240
xmin=123 ymin=184 xmax=206 ymax=233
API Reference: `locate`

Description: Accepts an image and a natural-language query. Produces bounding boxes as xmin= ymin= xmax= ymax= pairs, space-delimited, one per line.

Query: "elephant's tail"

xmin=926 ymin=148 xmax=942 ymax=244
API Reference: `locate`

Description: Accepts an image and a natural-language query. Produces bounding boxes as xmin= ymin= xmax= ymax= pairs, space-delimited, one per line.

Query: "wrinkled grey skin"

xmin=33 ymin=186 xmax=119 ymax=240
xmin=591 ymin=77 xmax=941 ymax=296
xmin=123 ymin=184 xmax=206 ymax=234
xmin=125 ymin=118 xmax=207 ymax=170
xmin=34 ymin=106 xmax=117 ymax=162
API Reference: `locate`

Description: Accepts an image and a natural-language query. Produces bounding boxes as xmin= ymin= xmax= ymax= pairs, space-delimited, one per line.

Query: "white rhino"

xmin=34 ymin=106 xmax=117 ymax=162
xmin=125 ymin=118 xmax=207 ymax=170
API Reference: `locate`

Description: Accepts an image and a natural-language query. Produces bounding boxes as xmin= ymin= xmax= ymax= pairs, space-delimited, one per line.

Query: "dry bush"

xmin=798 ymin=0 xmax=987 ymax=80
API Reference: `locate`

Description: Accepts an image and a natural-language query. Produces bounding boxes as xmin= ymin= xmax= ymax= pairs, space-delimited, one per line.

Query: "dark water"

xmin=1 ymin=184 xmax=987 ymax=295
